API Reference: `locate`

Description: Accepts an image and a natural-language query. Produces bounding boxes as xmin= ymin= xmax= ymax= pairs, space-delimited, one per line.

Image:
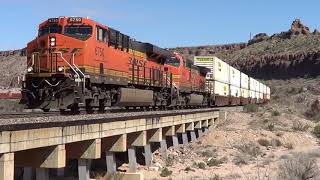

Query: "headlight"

xmin=57 ymin=66 xmax=64 ymax=72
xmin=49 ymin=37 xmax=56 ymax=47
xmin=27 ymin=67 xmax=33 ymax=73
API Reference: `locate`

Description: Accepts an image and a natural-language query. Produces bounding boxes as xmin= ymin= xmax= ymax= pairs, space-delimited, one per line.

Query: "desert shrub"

xmin=311 ymin=113 xmax=320 ymax=122
xmin=233 ymin=153 xmax=250 ymax=165
xmin=196 ymin=162 xmax=206 ymax=169
xmin=234 ymin=142 xmax=261 ymax=157
xmin=210 ymin=174 xmax=220 ymax=180
xmin=184 ymin=166 xmax=194 ymax=172
xmin=257 ymin=138 xmax=270 ymax=147
xmin=160 ymin=167 xmax=172 ymax=177
xmin=272 ymin=110 xmax=280 ymax=116
xmin=244 ymin=104 xmax=259 ymax=112
xmin=313 ymin=124 xmax=320 ymax=138
xmin=283 ymin=143 xmax=294 ymax=150
xmin=207 ymin=158 xmax=224 ymax=167
xmin=305 ymin=100 xmax=320 ymax=121
xmin=275 ymin=131 xmax=284 ymax=137
xmin=272 ymin=95 xmax=280 ymax=100
xmin=278 ymin=153 xmax=320 ymax=180
xmin=287 ymin=87 xmax=302 ymax=95
xmin=271 ymin=138 xmax=282 ymax=147
xmin=199 ymin=149 xmax=216 ymax=157
xmin=266 ymin=123 xmax=275 ymax=131
xmin=165 ymin=158 xmax=174 ymax=167
xmin=292 ymin=121 xmax=310 ymax=131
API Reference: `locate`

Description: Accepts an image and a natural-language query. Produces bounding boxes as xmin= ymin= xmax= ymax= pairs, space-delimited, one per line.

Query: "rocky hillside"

xmin=0 ymin=53 xmax=26 ymax=89
xmin=173 ymin=19 xmax=320 ymax=80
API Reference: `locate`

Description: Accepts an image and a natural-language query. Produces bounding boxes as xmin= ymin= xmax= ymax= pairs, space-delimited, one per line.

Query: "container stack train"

xmin=20 ymin=16 xmax=270 ymax=113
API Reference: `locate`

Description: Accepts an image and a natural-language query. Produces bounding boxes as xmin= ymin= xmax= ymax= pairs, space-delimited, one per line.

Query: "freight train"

xmin=21 ymin=16 xmax=270 ymax=113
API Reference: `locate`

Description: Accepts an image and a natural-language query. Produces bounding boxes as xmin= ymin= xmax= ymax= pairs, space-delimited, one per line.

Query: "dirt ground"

xmin=135 ymin=107 xmax=320 ymax=180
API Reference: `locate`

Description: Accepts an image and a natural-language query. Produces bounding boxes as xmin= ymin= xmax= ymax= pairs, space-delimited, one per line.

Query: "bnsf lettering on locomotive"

xmin=95 ymin=47 xmax=104 ymax=57
xmin=128 ymin=58 xmax=146 ymax=67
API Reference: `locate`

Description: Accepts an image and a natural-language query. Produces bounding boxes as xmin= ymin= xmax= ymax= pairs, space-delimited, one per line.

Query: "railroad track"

xmin=0 ymin=111 xmax=60 ymax=119
xmin=0 ymin=105 xmax=243 ymax=120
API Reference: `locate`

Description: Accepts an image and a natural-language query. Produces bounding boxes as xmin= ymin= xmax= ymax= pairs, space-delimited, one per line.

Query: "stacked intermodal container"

xmin=249 ymin=77 xmax=257 ymax=103
xmin=194 ymin=56 xmax=270 ymax=105
xmin=194 ymin=56 xmax=230 ymax=106
xmin=229 ymin=66 xmax=241 ymax=105
xmin=240 ymin=73 xmax=249 ymax=105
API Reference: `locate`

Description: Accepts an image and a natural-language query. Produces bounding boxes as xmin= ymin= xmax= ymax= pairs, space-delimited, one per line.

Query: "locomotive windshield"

xmin=38 ymin=25 xmax=62 ymax=37
xmin=165 ymin=58 xmax=180 ymax=67
xmin=64 ymin=25 xmax=92 ymax=40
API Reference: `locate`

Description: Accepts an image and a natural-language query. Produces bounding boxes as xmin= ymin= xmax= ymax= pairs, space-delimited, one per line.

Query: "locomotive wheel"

xmin=98 ymin=100 xmax=106 ymax=113
xmin=42 ymin=108 xmax=50 ymax=112
xmin=85 ymin=106 xmax=94 ymax=114
xmin=70 ymin=104 xmax=80 ymax=115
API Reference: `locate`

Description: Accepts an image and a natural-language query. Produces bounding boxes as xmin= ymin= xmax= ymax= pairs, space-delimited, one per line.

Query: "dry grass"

xmin=278 ymin=153 xmax=320 ymax=180
xmin=292 ymin=121 xmax=310 ymax=131
xmin=234 ymin=142 xmax=262 ymax=157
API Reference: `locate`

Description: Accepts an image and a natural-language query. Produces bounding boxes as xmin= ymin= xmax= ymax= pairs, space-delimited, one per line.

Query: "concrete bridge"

xmin=0 ymin=108 xmax=225 ymax=180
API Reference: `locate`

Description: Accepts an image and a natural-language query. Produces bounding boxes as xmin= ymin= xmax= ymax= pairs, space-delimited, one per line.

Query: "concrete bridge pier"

xmin=146 ymin=128 xmax=162 ymax=167
xmin=176 ymin=124 xmax=186 ymax=145
xmin=36 ymin=168 xmax=49 ymax=180
xmin=0 ymin=153 xmax=14 ymax=180
xmin=102 ymin=134 xmax=127 ymax=174
xmin=195 ymin=121 xmax=203 ymax=138
xmin=23 ymin=167 xmax=33 ymax=180
xmin=66 ymin=139 xmax=101 ymax=180
xmin=186 ymin=122 xmax=196 ymax=142
xmin=127 ymin=131 xmax=147 ymax=172
xmin=14 ymin=145 xmax=65 ymax=180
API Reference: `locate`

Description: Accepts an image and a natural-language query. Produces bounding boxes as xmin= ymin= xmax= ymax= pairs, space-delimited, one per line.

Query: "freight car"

xmin=21 ymin=17 xmax=270 ymax=113
xmin=193 ymin=56 xmax=270 ymax=105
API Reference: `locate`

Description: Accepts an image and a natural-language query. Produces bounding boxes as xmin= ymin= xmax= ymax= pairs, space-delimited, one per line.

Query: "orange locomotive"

xmin=21 ymin=17 xmax=209 ymax=112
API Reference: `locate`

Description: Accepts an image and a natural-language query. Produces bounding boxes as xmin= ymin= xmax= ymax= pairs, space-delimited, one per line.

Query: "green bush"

xmin=313 ymin=124 xmax=320 ymax=138
xmin=244 ymin=104 xmax=259 ymax=113
xmin=160 ymin=167 xmax=172 ymax=177
xmin=272 ymin=110 xmax=280 ymax=116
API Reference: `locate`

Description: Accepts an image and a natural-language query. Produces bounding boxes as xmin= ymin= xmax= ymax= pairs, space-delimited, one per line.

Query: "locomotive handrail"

xmin=71 ymin=53 xmax=86 ymax=91
xmin=56 ymin=52 xmax=81 ymax=82
xmin=31 ymin=52 xmax=40 ymax=72
xmin=71 ymin=53 xmax=86 ymax=79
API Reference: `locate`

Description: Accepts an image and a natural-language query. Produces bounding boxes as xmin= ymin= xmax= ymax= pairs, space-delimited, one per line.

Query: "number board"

xmin=68 ymin=17 xmax=82 ymax=23
xmin=48 ymin=18 xmax=59 ymax=23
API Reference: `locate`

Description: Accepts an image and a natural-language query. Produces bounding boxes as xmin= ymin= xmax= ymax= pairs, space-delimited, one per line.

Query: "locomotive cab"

xmin=22 ymin=17 xmax=94 ymax=112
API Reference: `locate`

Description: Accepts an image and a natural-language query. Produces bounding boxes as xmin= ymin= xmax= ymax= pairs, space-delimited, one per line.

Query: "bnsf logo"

xmin=128 ymin=58 xmax=146 ymax=67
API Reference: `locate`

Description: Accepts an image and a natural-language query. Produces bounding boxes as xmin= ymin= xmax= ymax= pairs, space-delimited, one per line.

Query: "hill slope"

xmin=173 ymin=19 xmax=320 ymax=80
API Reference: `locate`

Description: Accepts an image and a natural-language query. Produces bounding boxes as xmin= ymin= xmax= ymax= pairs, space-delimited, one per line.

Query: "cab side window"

xmin=96 ymin=26 xmax=105 ymax=42
xmin=108 ymin=28 xmax=117 ymax=48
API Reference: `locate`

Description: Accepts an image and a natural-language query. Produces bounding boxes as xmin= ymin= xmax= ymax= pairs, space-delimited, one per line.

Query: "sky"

xmin=0 ymin=0 xmax=319 ymax=50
